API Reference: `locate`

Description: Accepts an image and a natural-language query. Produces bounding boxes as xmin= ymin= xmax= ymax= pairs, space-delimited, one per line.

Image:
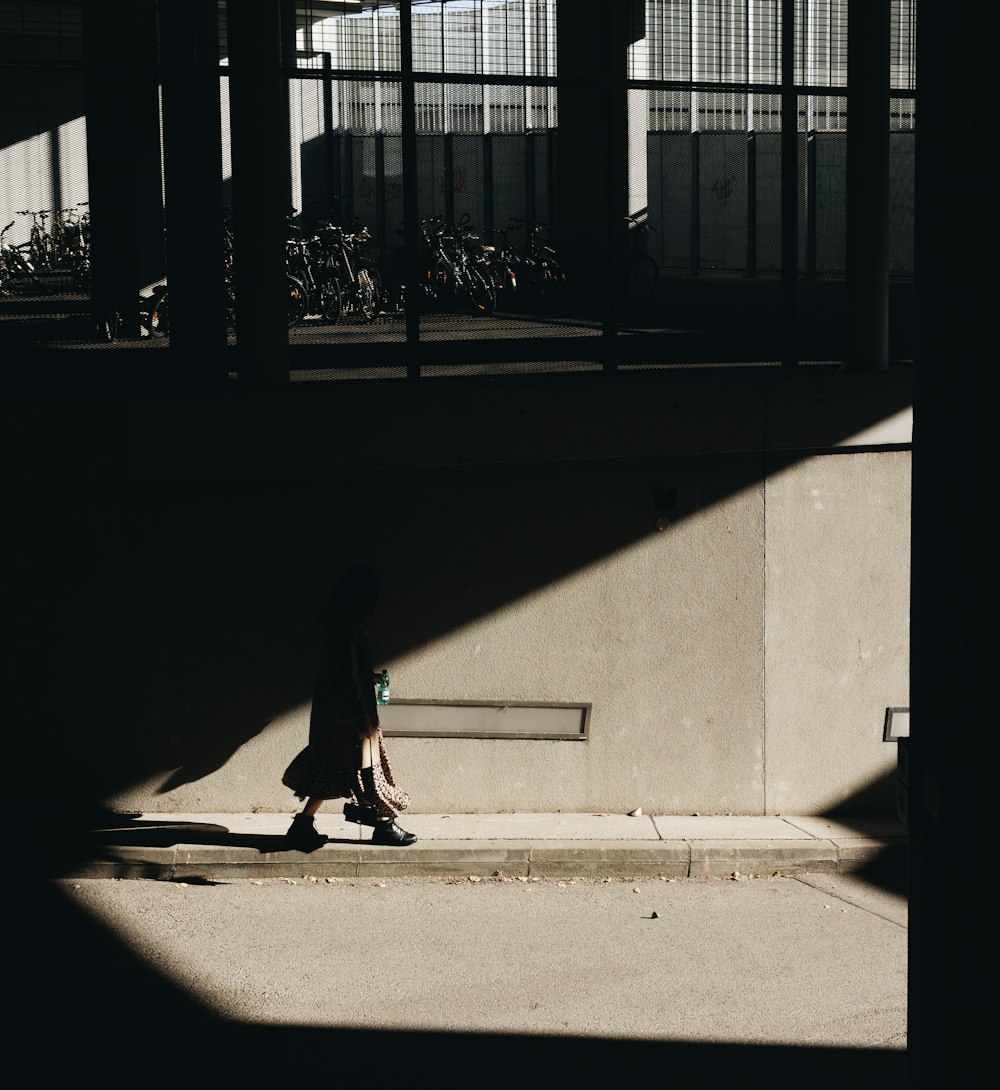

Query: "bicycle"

xmin=18 ymin=209 xmax=56 ymax=271
xmin=480 ymin=226 xmax=519 ymax=299
xmin=50 ymin=203 xmax=91 ymax=286
xmin=7 ymin=204 xmax=92 ymax=290
xmin=574 ymin=212 xmax=660 ymax=315
xmin=138 ymin=283 xmax=170 ymax=337
xmin=507 ymin=218 xmax=566 ymax=304
xmin=311 ymin=220 xmax=381 ymax=323
xmin=620 ymin=211 xmax=659 ymax=308
xmin=0 ymin=220 xmax=40 ymax=294
xmin=138 ymin=222 xmax=238 ymax=338
xmin=285 ymin=232 xmax=332 ymax=326
xmin=455 ymin=213 xmax=514 ymax=304
xmin=419 ymin=215 xmax=495 ymax=316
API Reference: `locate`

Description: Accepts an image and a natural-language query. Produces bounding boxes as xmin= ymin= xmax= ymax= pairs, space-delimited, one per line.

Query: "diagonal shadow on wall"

xmin=8 ymin=381 xmax=910 ymax=831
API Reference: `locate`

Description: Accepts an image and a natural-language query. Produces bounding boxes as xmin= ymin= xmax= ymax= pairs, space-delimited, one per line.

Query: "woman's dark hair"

xmin=322 ymin=564 xmax=380 ymax=617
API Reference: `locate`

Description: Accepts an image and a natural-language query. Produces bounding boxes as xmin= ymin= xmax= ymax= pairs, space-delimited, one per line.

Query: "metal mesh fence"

xmin=0 ymin=0 xmax=82 ymax=64
xmin=0 ymin=0 xmax=917 ymax=377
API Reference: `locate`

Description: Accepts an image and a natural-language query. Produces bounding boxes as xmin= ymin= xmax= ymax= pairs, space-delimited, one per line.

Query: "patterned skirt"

xmin=281 ymin=728 xmax=410 ymax=819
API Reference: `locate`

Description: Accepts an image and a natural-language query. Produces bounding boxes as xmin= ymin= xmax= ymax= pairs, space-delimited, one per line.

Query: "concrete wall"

xmin=6 ymin=370 xmax=910 ymax=819
xmin=764 ymin=450 xmax=911 ymax=813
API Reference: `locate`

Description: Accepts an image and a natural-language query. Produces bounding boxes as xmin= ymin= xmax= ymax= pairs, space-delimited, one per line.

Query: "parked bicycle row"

xmin=137 ymin=210 xmax=570 ymax=337
xmin=393 ymin=213 xmax=568 ymax=317
xmin=137 ymin=212 xmax=384 ymax=337
xmin=3 ymin=201 xmax=664 ymax=328
xmin=283 ymin=209 xmax=568 ymax=323
xmin=390 ymin=211 xmax=660 ymax=315
xmin=0 ymin=204 xmax=90 ymax=294
xmin=5 ymin=206 xmax=663 ymax=343
xmin=194 ymin=207 xmax=653 ymax=333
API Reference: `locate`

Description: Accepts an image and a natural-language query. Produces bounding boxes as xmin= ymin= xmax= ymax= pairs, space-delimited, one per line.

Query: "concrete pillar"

xmin=160 ymin=0 xmax=228 ymax=385
xmin=846 ymin=1 xmax=890 ymax=371
xmin=227 ymin=0 xmax=290 ymax=389
xmin=555 ymin=0 xmax=645 ymax=313
xmin=81 ymin=0 xmax=163 ymax=339
xmin=908 ymin=1 xmax=996 ymax=1085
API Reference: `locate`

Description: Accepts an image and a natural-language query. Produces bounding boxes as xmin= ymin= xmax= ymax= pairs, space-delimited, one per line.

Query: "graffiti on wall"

xmin=711 ymin=174 xmax=738 ymax=201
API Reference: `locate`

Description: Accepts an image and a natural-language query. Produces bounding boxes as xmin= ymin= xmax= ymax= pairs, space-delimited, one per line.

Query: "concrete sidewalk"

xmin=65 ymin=811 xmax=908 ymax=881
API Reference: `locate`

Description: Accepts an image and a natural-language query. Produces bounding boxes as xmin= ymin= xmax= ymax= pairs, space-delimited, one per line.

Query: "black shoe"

xmin=284 ymin=814 xmax=327 ymax=852
xmin=343 ymin=802 xmax=378 ymax=827
xmin=371 ymin=820 xmax=417 ymax=846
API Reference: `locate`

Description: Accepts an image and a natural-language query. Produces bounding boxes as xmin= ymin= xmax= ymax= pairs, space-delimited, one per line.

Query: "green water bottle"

xmin=375 ymin=668 xmax=390 ymax=707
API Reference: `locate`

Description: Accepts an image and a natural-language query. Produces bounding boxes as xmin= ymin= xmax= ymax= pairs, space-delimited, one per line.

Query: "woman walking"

xmin=282 ymin=564 xmax=416 ymax=851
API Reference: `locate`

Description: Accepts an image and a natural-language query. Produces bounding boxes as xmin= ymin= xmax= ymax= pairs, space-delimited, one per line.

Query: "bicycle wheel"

xmin=418 ymin=271 xmax=439 ymax=311
xmin=464 ymin=267 xmax=496 ymax=316
xmin=96 ymin=309 xmax=119 ymax=342
xmin=72 ymin=256 xmax=90 ymax=290
xmin=29 ymin=229 xmax=48 ymax=270
xmin=356 ymin=268 xmax=377 ymax=322
xmin=225 ymin=278 xmax=237 ymax=334
xmin=287 ymin=274 xmax=308 ymax=327
xmin=148 ymin=291 xmax=169 ymax=337
xmin=361 ymin=262 xmax=384 ymax=314
xmin=538 ymin=260 xmax=567 ymax=305
xmin=1 ymin=248 xmax=38 ymax=292
xmin=490 ymin=258 xmax=517 ymax=297
xmin=622 ymin=252 xmax=659 ymax=308
xmin=319 ymin=275 xmax=342 ymax=324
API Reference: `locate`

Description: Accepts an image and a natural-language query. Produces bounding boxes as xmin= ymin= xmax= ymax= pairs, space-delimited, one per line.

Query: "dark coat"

xmin=307 ymin=609 xmax=379 ymax=769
